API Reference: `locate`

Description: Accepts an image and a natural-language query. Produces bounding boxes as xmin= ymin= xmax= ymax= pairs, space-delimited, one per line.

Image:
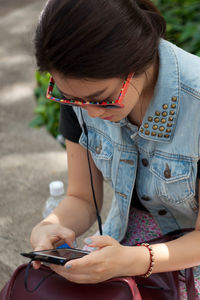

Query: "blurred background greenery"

xmin=29 ymin=72 xmax=60 ymax=138
xmin=154 ymin=0 xmax=200 ymax=55
xmin=30 ymin=0 xmax=200 ymax=138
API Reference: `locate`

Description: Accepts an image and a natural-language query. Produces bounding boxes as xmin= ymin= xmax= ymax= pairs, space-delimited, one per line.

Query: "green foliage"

xmin=31 ymin=0 xmax=200 ymax=137
xmin=29 ymin=71 xmax=61 ymax=138
xmin=153 ymin=0 xmax=200 ymax=56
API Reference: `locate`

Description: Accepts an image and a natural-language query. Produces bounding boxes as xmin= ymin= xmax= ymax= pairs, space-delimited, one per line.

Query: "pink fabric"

xmin=121 ymin=207 xmax=200 ymax=300
xmin=84 ymin=207 xmax=200 ymax=299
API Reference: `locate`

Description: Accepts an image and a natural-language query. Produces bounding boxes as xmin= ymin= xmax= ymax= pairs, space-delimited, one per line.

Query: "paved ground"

xmin=0 ymin=1 xmax=112 ymax=289
xmin=0 ymin=0 xmax=32 ymax=16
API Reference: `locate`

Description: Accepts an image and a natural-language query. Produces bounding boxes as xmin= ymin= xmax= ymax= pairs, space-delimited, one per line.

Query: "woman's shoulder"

xmin=163 ymin=40 xmax=200 ymax=98
xmin=162 ymin=39 xmax=200 ymax=67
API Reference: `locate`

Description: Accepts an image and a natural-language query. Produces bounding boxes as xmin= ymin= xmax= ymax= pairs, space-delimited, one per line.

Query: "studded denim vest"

xmin=73 ymin=39 xmax=200 ymax=275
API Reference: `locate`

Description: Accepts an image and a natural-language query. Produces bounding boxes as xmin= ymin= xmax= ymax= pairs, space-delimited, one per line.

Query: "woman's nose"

xmin=86 ymin=106 xmax=105 ymax=118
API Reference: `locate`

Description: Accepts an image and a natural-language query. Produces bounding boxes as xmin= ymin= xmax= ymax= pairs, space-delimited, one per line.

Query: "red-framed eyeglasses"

xmin=46 ymin=72 xmax=134 ymax=108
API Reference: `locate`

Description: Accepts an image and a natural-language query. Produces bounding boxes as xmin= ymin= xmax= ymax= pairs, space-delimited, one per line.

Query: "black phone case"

xmin=21 ymin=252 xmax=67 ymax=265
xmin=21 ymin=248 xmax=89 ymax=266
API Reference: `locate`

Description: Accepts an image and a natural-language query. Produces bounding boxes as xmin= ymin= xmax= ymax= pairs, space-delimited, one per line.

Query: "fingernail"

xmin=84 ymin=238 xmax=93 ymax=245
xmin=73 ymin=240 xmax=78 ymax=248
xmin=66 ymin=264 xmax=72 ymax=270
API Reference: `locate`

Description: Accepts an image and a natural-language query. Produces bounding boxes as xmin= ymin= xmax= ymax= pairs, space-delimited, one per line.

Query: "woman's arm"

xmin=50 ymin=180 xmax=200 ymax=283
xmin=125 ymin=179 xmax=200 ymax=276
xmin=41 ymin=139 xmax=103 ymax=237
xmin=30 ymin=139 xmax=103 ymax=268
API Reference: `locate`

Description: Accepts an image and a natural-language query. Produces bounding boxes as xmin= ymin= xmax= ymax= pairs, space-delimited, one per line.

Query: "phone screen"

xmin=35 ymin=248 xmax=88 ymax=260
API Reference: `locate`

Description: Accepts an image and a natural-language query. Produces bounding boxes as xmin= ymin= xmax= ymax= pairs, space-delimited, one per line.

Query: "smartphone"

xmin=21 ymin=248 xmax=89 ymax=266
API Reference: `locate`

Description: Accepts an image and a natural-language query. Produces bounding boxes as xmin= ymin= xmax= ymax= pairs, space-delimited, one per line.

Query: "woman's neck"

xmin=128 ymin=56 xmax=159 ymax=127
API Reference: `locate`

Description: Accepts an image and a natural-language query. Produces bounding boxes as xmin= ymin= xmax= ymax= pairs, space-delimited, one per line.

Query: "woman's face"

xmin=51 ymin=71 xmax=148 ymax=123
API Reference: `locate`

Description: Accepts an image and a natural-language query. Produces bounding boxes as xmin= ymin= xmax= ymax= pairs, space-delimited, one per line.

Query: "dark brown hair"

xmin=35 ymin=0 xmax=166 ymax=79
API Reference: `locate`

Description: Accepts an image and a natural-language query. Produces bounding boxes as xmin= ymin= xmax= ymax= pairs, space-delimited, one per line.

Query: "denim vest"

xmin=73 ymin=39 xmax=200 ymax=274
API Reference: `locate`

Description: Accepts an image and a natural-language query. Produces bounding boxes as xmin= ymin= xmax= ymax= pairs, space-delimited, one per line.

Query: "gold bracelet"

xmin=137 ymin=243 xmax=155 ymax=278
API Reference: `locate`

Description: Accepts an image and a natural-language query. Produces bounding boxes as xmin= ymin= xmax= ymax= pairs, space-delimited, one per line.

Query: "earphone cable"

xmin=80 ymin=109 xmax=103 ymax=235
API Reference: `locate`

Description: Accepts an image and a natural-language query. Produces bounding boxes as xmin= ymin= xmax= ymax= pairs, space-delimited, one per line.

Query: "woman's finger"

xmin=32 ymin=261 xmax=41 ymax=270
xmin=50 ymin=228 xmax=76 ymax=248
xmin=84 ymin=235 xmax=118 ymax=248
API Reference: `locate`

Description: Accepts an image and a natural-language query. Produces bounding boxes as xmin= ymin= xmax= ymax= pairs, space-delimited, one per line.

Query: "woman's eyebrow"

xmin=57 ymin=86 xmax=108 ymax=99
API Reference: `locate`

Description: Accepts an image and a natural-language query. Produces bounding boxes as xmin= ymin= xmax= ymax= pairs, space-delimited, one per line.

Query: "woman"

xmin=30 ymin=0 xmax=200 ymax=298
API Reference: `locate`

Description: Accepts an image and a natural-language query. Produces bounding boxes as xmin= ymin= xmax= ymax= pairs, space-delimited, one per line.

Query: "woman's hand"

xmin=50 ymin=235 xmax=144 ymax=284
xmin=30 ymin=221 xmax=76 ymax=270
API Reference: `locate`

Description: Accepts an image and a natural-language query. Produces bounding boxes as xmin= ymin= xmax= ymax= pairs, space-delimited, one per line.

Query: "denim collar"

xmin=138 ymin=39 xmax=180 ymax=143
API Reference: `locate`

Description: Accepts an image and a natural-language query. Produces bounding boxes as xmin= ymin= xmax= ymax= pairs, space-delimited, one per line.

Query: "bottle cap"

xmin=49 ymin=181 xmax=64 ymax=196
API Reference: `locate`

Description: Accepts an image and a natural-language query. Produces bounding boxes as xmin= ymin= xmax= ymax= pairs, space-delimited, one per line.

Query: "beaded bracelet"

xmin=137 ymin=243 xmax=155 ymax=278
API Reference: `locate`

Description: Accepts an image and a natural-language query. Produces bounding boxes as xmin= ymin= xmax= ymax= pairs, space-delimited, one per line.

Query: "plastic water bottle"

xmin=43 ymin=181 xmax=65 ymax=218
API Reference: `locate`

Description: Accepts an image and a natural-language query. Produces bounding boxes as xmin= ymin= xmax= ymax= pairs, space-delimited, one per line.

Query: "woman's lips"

xmin=101 ymin=115 xmax=113 ymax=120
